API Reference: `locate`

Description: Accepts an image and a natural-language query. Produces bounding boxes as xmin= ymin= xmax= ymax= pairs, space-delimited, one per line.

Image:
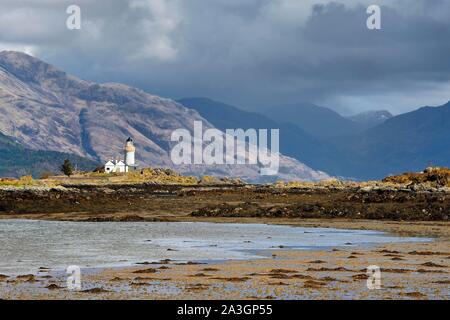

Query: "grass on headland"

xmin=0 ymin=175 xmax=38 ymax=187
xmin=38 ymin=167 xmax=200 ymax=186
xmin=3 ymin=166 xmax=450 ymax=188
xmin=383 ymin=167 xmax=450 ymax=187
xmin=0 ymin=166 xmax=246 ymax=187
xmin=273 ymin=167 xmax=450 ymax=189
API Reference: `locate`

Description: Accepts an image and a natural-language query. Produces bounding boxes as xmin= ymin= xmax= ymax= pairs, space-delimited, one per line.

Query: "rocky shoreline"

xmin=191 ymin=188 xmax=449 ymax=221
xmin=1 ymin=180 xmax=449 ymax=300
xmin=0 ymin=182 xmax=449 ymax=222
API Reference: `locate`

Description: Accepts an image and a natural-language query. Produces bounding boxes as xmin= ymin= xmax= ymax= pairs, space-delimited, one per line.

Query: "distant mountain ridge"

xmin=263 ymin=102 xmax=363 ymax=138
xmin=179 ymin=97 xmax=450 ymax=180
xmin=0 ymin=51 xmax=328 ymax=181
xmin=332 ymin=102 xmax=450 ymax=179
xmin=347 ymin=110 xmax=393 ymax=129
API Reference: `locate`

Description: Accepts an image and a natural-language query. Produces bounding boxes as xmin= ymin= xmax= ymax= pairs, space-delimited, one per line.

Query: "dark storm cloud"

xmin=1 ymin=0 xmax=450 ymax=114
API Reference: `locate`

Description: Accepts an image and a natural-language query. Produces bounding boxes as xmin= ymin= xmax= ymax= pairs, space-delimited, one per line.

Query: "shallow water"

xmin=0 ymin=219 xmax=432 ymax=275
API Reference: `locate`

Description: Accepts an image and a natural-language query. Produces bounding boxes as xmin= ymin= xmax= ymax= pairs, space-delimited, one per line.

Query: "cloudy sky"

xmin=1 ymin=0 xmax=450 ymax=115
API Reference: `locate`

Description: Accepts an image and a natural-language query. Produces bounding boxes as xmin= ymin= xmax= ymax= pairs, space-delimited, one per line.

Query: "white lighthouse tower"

xmin=104 ymin=137 xmax=137 ymax=173
xmin=124 ymin=137 xmax=136 ymax=172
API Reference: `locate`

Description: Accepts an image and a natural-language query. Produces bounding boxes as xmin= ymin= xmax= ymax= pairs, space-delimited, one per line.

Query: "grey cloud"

xmin=0 ymin=0 xmax=449 ymax=114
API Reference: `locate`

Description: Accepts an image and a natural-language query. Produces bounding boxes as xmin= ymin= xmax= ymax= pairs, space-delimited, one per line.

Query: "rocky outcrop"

xmin=383 ymin=167 xmax=450 ymax=188
xmin=1 ymin=183 xmax=447 ymax=221
xmin=191 ymin=188 xmax=450 ymax=221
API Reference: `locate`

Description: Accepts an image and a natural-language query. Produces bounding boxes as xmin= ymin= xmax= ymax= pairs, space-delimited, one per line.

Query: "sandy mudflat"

xmin=0 ymin=219 xmax=448 ymax=300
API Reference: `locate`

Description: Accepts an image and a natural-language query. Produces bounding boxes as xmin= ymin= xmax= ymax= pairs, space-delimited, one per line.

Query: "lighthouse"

xmin=104 ymin=137 xmax=138 ymax=173
xmin=124 ymin=137 xmax=136 ymax=171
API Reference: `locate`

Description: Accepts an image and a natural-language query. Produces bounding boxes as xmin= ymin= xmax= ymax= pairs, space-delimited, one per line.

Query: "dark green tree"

xmin=60 ymin=159 xmax=74 ymax=177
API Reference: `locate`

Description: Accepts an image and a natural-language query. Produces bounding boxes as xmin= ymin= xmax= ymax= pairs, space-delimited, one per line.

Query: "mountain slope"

xmin=0 ymin=132 xmax=97 ymax=178
xmin=178 ymin=97 xmax=283 ymax=131
xmin=178 ymin=97 xmax=343 ymax=174
xmin=332 ymin=102 xmax=450 ymax=179
xmin=264 ymin=102 xmax=363 ymax=139
xmin=263 ymin=101 xmax=450 ymax=180
xmin=0 ymin=51 xmax=328 ymax=182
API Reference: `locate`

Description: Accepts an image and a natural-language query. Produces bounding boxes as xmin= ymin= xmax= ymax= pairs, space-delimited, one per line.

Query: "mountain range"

xmin=334 ymin=103 xmax=450 ymax=179
xmin=178 ymin=98 xmax=340 ymax=174
xmin=1 ymin=51 xmax=448 ymax=181
xmin=0 ymin=51 xmax=328 ymax=182
xmin=179 ymin=97 xmax=450 ymax=180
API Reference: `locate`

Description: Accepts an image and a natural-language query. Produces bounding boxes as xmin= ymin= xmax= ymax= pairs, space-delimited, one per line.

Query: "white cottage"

xmin=104 ymin=160 xmax=127 ymax=173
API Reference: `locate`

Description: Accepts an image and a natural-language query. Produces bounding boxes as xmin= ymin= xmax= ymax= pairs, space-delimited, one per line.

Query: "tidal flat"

xmin=0 ymin=184 xmax=448 ymax=299
xmin=0 ymin=219 xmax=448 ymax=300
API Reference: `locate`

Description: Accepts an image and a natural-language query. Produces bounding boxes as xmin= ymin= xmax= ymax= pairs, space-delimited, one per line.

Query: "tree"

xmin=60 ymin=159 xmax=74 ymax=177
